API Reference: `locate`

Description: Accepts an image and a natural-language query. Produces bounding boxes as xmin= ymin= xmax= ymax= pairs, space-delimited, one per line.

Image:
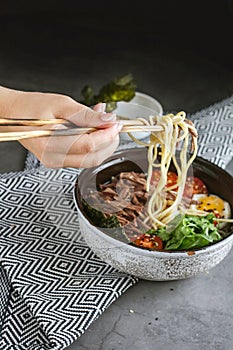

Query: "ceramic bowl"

xmin=130 ymin=91 xmax=163 ymax=112
xmin=73 ymin=148 xmax=233 ymax=281
xmin=114 ymin=91 xmax=163 ymax=141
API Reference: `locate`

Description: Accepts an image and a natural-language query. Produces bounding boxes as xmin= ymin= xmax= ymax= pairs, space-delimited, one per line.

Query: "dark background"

xmin=0 ymin=0 xmax=233 ymax=171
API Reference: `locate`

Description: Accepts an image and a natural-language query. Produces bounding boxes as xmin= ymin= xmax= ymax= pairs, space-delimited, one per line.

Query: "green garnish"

xmin=150 ymin=214 xmax=222 ymax=250
xmin=81 ymin=73 xmax=136 ymax=111
xmin=82 ymin=199 xmax=120 ymax=228
xmin=82 ymin=199 xmax=130 ymax=243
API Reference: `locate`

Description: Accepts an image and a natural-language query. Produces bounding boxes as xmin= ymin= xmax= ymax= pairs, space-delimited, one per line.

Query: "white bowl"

xmin=114 ymin=92 xmax=163 ymax=141
xmin=131 ymin=91 xmax=163 ymax=113
xmin=73 ymin=148 xmax=233 ymax=281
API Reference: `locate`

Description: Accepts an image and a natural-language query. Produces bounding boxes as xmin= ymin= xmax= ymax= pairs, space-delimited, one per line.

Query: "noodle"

xmin=127 ymin=111 xmax=198 ymax=229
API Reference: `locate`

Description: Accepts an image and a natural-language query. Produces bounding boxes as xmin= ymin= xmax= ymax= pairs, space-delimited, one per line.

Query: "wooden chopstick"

xmin=0 ymin=117 xmax=153 ymax=127
xmin=0 ymin=118 xmax=71 ymax=126
xmin=0 ymin=125 xmax=163 ymax=142
xmin=0 ymin=117 xmax=164 ymax=141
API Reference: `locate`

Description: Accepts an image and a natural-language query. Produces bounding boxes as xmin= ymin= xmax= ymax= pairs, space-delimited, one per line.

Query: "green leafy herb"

xmin=152 ymin=214 xmax=222 ymax=250
xmin=82 ymin=199 xmax=130 ymax=243
xmin=82 ymin=199 xmax=120 ymax=228
xmin=81 ymin=73 xmax=137 ymax=111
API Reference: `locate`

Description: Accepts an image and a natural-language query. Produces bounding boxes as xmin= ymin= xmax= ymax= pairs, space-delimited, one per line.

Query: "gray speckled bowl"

xmin=73 ymin=148 xmax=233 ymax=281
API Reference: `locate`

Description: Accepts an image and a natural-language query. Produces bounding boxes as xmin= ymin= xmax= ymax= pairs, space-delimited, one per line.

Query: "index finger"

xmin=65 ymin=106 xmax=117 ymax=128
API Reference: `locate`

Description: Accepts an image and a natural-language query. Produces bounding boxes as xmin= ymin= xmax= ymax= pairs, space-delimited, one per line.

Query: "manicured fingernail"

xmin=114 ymin=122 xmax=123 ymax=132
xmin=99 ymin=102 xmax=106 ymax=113
xmin=94 ymin=102 xmax=106 ymax=113
xmin=101 ymin=112 xmax=116 ymax=121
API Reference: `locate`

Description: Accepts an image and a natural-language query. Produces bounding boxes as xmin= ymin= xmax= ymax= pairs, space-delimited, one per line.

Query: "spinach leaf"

xmin=155 ymin=214 xmax=222 ymax=250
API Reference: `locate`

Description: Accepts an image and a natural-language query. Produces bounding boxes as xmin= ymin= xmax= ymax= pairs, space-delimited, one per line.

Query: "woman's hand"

xmin=0 ymin=86 xmax=122 ymax=168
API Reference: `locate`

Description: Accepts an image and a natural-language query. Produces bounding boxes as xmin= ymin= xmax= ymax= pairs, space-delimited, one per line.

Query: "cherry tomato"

xmin=213 ymin=211 xmax=221 ymax=226
xmin=150 ymin=171 xmax=208 ymax=199
xmin=183 ymin=176 xmax=208 ymax=198
xmin=151 ymin=170 xmax=178 ymax=190
xmin=166 ymin=171 xmax=178 ymax=190
xmin=133 ymin=233 xmax=163 ymax=250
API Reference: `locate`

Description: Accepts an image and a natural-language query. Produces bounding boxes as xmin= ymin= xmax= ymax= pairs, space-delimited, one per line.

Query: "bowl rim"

xmin=73 ymin=147 xmax=233 ymax=256
xmin=131 ymin=91 xmax=163 ymax=115
xmin=115 ymin=100 xmax=157 ymax=113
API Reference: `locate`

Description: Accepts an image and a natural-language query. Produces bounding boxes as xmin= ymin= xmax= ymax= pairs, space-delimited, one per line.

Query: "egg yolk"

xmin=197 ymin=195 xmax=224 ymax=215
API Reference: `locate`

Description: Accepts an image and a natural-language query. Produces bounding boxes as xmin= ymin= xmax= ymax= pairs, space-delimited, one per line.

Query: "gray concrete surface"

xmin=0 ymin=1 xmax=233 ymax=349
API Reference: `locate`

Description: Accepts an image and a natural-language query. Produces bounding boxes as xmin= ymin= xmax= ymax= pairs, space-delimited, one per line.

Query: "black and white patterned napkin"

xmin=189 ymin=96 xmax=233 ymax=169
xmin=0 ymin=167 xmax=138 ymax=350
xmin=0 ymin=95 xmax=232 ymax=350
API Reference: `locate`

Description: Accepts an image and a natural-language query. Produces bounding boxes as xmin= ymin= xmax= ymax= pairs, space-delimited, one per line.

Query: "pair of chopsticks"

xmin=0 ymin=117 xmax=163 ymax=141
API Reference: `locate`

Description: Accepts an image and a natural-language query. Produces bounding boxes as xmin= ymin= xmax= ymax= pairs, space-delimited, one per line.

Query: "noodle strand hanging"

xmin=127 ymin=111 xmax=198 ymax=229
